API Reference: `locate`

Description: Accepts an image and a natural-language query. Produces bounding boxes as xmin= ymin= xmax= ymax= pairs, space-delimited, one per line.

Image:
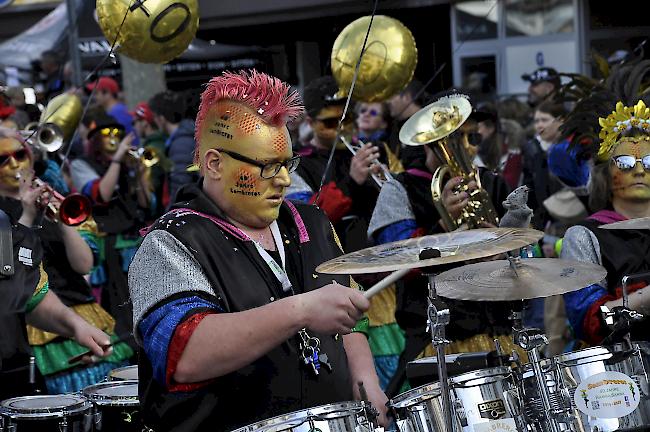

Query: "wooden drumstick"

xmin=363 ymin=269 xmax=410 ymax=299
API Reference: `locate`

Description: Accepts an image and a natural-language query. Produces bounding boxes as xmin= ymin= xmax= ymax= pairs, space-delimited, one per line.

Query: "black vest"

xmin=138 ymin=185 xmax=353 ymax=432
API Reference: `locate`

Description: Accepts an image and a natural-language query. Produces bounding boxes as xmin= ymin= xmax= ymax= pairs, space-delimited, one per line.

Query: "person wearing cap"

xmin=128 ymin=70 xmax=387 ymax=431
xmin=521 ymin=67 xmax=561 ymax=107
xmin=132 ymin=102 xmax=169 ymax=215
xmin=285 ymin=76 xmax=386 ymax=253
xmin=86 ymin=77 xmax=138 ymax=145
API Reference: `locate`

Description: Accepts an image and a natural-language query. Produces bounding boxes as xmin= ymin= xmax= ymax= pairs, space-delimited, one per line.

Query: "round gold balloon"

xmin=331 ymin=15 xmax=417 ymax=103
xmin=96 ymin=0 xmax=199 ymax=64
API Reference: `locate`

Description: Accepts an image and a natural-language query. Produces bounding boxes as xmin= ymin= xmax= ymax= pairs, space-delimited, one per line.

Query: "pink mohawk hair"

xmin=195 ymin=69 xmax=304 ymax=144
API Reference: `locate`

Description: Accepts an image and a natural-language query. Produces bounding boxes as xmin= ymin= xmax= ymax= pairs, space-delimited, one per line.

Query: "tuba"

xmin=399 ymin=94 xmax=498 ymax=230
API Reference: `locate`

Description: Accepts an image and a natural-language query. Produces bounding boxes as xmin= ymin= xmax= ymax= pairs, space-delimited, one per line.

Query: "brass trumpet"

xmin=339 ymin=135 xmax=393 ymax=188
xmin=127 ymin=147 xmax=160 ymax=168
xmin=32 ymin=178 xmax=92 ymax=226
xmin=399 ymin=95 xmax=498 ymax=230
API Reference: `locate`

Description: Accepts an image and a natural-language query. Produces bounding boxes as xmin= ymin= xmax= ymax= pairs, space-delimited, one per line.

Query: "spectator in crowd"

xmin=521 ymin=67 xmax=561 ymax=108
xmin=149 ymin=91 xmax=198 ymax=203
xmin=387 ymin=79 xmax=426 ymax=165
xmin=86 ymin=77 xmax=137 ymax=144
xmin=39 ymin=50 xmax=65 ymax=101
xmin=499 ymin=118 xmax=526 ymax=190
xmin=354 ymin=101 xmax=400 ymax=174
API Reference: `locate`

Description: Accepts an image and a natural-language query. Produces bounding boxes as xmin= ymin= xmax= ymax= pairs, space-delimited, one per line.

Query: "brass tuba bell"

xmin=24 ymin=94 xmax=83 ymax=153
xmin=399 ymin=95 xmax=498 ymax=230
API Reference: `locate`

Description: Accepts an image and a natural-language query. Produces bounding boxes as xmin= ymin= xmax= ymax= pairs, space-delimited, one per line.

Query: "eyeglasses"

xmin=217 ymin=148 xmax=301 ymax=179
xmin=359 ymin=107 xmax=380 ymax=117
xmin=99 ymin=128 xmax=124 ymax=138
xmin=611 ymin=154 xmax=650 ymax=172
xmin=0 ymin=149 xmax=29 ymax=166
xmin=315 ymin=117 xmax=340 ymax=129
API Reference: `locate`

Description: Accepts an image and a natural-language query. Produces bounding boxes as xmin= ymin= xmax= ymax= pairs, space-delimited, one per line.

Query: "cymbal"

xmin=599 ymin=217 xmax=650 ymax=230
xmin=435 ymin=258 xmax=607 ymax=301
xmin=399 ymin=94 xmax=472 ymax=146
xmin=316 ymin=228 xmax=543 ymax=274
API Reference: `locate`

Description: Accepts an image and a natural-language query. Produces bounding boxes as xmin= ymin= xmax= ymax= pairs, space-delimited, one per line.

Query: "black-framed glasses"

xmin=217 ymin=148 xmax=301 ymax=179
xmin=611 ymin=154 xmax=650 ymax=172
xmin=0 ymin=148 xmax=29 ymax=166
xmin=315 ymin=117 xmax=339 ymax=129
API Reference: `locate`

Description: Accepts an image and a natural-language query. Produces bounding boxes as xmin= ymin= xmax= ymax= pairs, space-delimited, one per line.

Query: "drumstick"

xmin=363 ymin=269 xmax=410 ymax=299
xmin=67 ymin=335 xmax=129 ymax=364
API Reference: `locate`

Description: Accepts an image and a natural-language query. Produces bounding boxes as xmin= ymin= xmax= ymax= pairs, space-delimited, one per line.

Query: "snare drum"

xmin=390 ymin=366 xmax=520 ymax=432
xmin=82 ymin=380 xmax=140 ymax=432
xmin=554 ymin=343 xmax=650 ymax=432
xmin=0 ymin=394 xmax=91 ymax=432
xmin=230 ymin=401 xmax=371 ymax=432
xmin=107 ymin=365 xmax=138 ymax=381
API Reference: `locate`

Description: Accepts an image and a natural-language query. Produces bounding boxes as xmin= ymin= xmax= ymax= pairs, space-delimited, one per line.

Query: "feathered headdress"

xmin=556 ymin=53 xmax=650 ymax=162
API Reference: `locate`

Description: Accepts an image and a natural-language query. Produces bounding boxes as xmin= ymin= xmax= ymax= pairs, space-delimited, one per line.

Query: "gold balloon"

xmin=96 ymin=0 xmax=199 ymax=64
xmin=331 ymin=15 xmax=417 ymax=103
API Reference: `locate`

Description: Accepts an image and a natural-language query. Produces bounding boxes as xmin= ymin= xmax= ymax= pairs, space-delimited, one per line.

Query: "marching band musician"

xmin=562 ymin=100 xmax=650 ymax=345
xmin=128 ymin=70 xmax=388 ymax=432
xmin=0 ymin=128 xmax=111 ymax=400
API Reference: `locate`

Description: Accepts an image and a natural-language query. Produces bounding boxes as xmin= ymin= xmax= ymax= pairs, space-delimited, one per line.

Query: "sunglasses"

xmin=359 ymin=107 xmax=380 ymax=117
xmin=0 ymin=149 xmax=29 ymax=166
xmin=316 ymin=117 xmax=340 ymax=129
xmin=466 ymin=132 xmax=482 ymax=146
xmin=99 ymin=128 xmax=124 ymax=138
xmin=611 ymin=154 xmax=650 ymax=172
xmin=217 ymin=148 xmax=301 ymax=179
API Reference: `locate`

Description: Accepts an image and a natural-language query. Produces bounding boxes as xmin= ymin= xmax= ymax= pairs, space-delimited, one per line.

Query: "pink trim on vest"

xmin=406 ymin=168 xmax=433 ymax=180
xmin=587 ymin=209 xmax=627 ymax=225
xmin=284 ymin=200 xmax=310 ymax=243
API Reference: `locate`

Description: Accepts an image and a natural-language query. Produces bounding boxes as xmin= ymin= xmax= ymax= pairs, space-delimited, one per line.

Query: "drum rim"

xmin=108 ymin=365 xmax=139 ymax=381
xmin=555 ymin=345 xmax=611 ymax=366
xmin=82 ymin=380 xmax=139 ymax=406
xmin=450 ymin=365 xmax=513 ymax=387
xmin=0 ymin=395 xmax=90 ymax=419
xmin=231 ymin=401 xmax=365 ymax=432
xmin=389 ymin=381 xmax=441 ymax=409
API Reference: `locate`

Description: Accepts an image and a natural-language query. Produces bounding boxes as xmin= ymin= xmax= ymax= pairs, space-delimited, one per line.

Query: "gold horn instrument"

xmin=399 ymin=94 xmax=498 ymax=230
xmin=31 ymin=178 xmax=92 ymax=226
xmin=127 ymin=146 xmax=160 ymax=168
xmin=23 ymin=94 xmax=83 ymax=153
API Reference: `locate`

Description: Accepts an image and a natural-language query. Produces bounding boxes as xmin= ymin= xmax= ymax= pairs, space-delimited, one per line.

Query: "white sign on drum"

xmin=473 ymin=418 xmax=518 ymax=432
xmin=574 ymin=371 xmax=640 ymax=418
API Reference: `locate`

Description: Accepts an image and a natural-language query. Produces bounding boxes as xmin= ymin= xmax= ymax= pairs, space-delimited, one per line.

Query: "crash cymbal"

xmin=599 ymin=217 xmax=650 ymax=230
xmin=316 ymin=228 xmax=543 ymax=274
xmin=435 ymin=258 xmax=607 ymax=301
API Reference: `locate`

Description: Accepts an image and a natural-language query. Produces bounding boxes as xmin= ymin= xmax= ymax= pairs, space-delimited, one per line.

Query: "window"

xmin=505 ymin=0 xmax=574 ymax=37
xmin=460 ymin=55 xmax=497 ymax=102
xmin=455 ymin=0 xmax=498 ymax=41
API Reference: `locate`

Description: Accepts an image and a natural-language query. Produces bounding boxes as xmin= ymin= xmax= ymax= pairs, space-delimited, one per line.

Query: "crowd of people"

xmin=0 ymin=51 xmax=649 ymax=431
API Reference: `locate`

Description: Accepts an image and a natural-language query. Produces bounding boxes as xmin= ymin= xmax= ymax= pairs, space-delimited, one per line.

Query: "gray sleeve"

xmin=561 ymin=225 xmax=607 ymax=288
xmin=70 ymin=159 xmax=99 ymax=192
xmin=367 ymin=178 xmax=415 ymax=238
xmin=128 ymin=229 xmax=214 ymax=342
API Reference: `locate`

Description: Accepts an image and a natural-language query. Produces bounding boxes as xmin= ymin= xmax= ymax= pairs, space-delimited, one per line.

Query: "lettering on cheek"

xmin=210 ymin=121 xmax=233 ymax=140
xmin=230 ymin=170 xmax=261 ymax=196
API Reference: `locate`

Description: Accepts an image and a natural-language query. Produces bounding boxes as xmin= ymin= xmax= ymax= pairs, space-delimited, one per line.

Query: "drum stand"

xmin=424 ymin=271 xmax=454 ymax=432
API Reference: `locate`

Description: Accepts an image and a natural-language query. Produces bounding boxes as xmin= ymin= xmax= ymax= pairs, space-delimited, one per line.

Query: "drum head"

xmin=1 ymin=395 xmax=89 ymax=419
xmin=108 ymin=365 xmax=138 ymax=381
xmin=82 ymin=381 xmax=139 ymax=406
xmin=450 ymin=366 xmax=513 ymax=387
xmin=232 ymin=402 xmax=365 ymax=432
xmin=556 ymin=346 xmax=612 ymax=366
xmin=390 ymin=381 xmax=441 ymax=409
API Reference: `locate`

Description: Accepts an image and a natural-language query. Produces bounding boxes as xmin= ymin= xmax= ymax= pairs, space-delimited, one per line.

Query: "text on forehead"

xmin=210 ymin=127 xmax=233 ymax=140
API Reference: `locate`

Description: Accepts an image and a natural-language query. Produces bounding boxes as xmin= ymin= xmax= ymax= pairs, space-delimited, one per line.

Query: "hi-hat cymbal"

xmin=599 ymin=217 xmax=650 ymax=230
xmin=399 ymin=94 xmax=472 ymax=146
xmin=435 ymin=258 xmax=607 ymax=301
xmin=316 ymin=228 xmax=543 ymax=274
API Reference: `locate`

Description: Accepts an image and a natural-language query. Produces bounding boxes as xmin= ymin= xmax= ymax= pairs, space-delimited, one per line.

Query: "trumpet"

xmin=31 ymin=178 xmax=92 ymax=226
xmin=339 ymin=135 xmax=393 ymax=188
xmin=127 ymin=147 xmax=160 ymax=168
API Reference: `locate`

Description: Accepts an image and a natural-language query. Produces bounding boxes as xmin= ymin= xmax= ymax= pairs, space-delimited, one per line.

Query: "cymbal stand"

xmin=601 ymin=272 xmax=649 ymax=348
xmin=424 ymin=270 xmax=454 ymax=432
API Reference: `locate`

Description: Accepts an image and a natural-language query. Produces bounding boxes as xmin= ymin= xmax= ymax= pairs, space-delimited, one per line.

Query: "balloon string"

xmin=24 ymin=1 xmax=135 ymax=166
xmin=393 ymin=0 xmax=499 ymax=121
xmin=313 ymin=0 xmax=379 ymax=201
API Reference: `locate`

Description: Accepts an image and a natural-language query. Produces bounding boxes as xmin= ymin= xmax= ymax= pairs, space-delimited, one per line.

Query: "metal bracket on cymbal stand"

xmin=600 ymin=272 xmax=649 ymax=349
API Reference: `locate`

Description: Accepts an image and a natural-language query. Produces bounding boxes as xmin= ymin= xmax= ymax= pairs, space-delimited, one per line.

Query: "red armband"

xmin=166 ymin=311 xmax=214 ymax=392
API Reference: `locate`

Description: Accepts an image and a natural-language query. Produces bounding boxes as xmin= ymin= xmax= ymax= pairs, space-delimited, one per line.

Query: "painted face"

xmin=311 ymin=105 xmax=344 ymax=148
xmin=0 ymin=137 xmax=32 ymax=192
xmin=199 ymin=101 xmax=294 ymax=227
xmin=534 ymin=110 xmax=562 ymax=143
xmin=96 ymin=128 xmax=123 ymax=155
xmin=356 ymin=102 xmax=387 ymax=136
xmin=610 ymin=139 xmax=650 ymax=202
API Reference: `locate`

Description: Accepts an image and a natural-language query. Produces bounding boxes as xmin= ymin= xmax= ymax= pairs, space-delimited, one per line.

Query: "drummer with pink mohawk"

xmin=129 ymin=70 xmax=388 ymax=432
